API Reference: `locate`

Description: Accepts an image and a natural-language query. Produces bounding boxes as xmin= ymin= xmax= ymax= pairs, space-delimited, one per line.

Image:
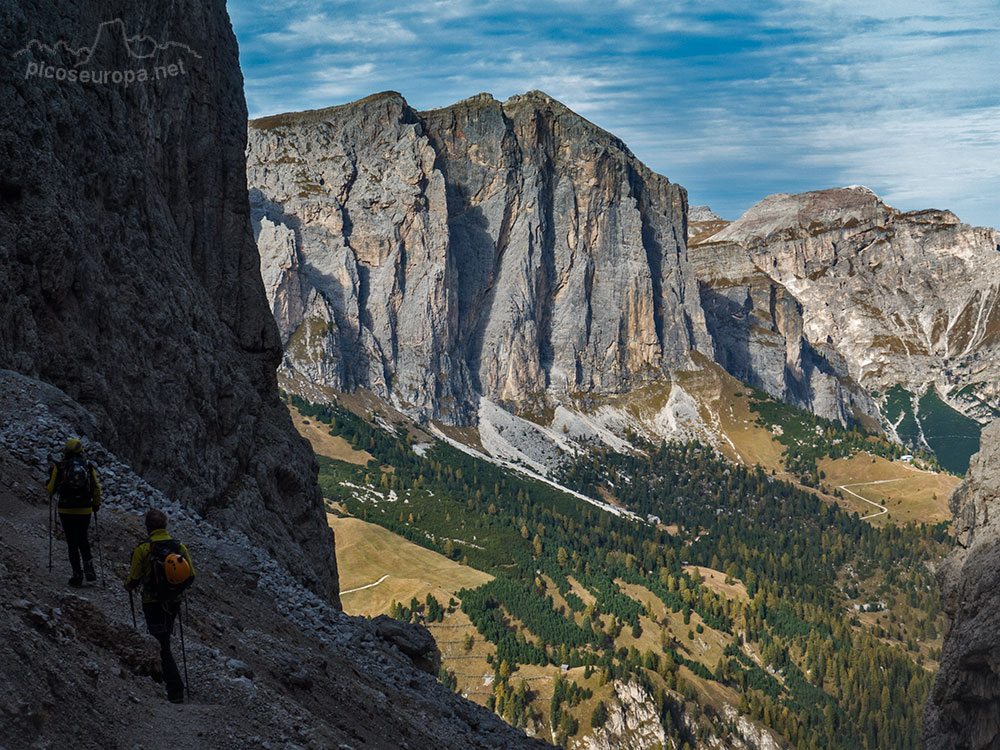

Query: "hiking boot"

xmin=68 ymin=574 xmax=83 ymax=587
xmin=83 ymin=559 xmax=96 ymax=582
xmin=168 ymin=695 xmax=185 ymax=704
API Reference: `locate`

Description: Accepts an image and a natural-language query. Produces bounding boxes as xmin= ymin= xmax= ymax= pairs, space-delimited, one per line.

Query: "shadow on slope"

xmin=0 ymin=370 xmax=549 ymax=750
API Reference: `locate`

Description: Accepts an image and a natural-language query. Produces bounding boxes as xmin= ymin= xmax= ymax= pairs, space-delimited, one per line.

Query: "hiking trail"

xmin=838 ymin=478 xmax=904 ymax=520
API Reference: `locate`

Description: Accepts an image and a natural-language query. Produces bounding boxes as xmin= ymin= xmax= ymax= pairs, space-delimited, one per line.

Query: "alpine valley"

xmin=3 ymin=0 xmax=1000 ymax=745
xmin=245 ymin=90 xmax=1000 ymax=748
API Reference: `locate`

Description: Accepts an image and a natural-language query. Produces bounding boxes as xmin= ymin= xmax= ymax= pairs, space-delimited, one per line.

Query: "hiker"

xmin=46 ymin=438 xmax=101 ymax=587
xmin=124 ymin=509 xmax=195 ymax=704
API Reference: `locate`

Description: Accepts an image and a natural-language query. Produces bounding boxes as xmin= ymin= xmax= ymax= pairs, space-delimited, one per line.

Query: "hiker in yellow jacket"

xmin=125 ymin=509 xmax=195 ymax=703
xmin=46 ymin=438 xmax=101 ymax=587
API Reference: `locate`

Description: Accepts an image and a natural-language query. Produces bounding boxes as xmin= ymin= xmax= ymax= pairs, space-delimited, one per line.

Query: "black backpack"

xmin=58 ymin=457 xmax=93 ymax=508
xmin=146 ymin=538 xmax=193 ymax=601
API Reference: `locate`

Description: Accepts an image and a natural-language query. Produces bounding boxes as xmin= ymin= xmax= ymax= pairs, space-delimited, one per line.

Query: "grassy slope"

xmin=683 ymin=566 xmax=750 ymax=603
xmin=327 ymin=514 xmax=515 ymax=712
xmin=676 ymin=360 xmax=955 ymax=526
xmin=293 ymin=380 xmax=951 ymax=748
xmin=328 ymin=511 xmax=650 ymax=738
xmin=290 ymin=405 xmax=374 ymax=465
xmin=329 ymin=514 xmax=492 ymax=616
xmin=675 ymin=357 xmax=789 ymax=472
xmin=817 ymin=455 xmax=957 ymax=525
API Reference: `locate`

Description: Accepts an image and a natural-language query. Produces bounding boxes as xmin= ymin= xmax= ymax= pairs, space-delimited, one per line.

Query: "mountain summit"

xmin=247 ymin=91 xmax=891 ymax=434
xmin=249 ymin=89 xmax=712 ymax=424
xmin=249 ymin=91 xmax=1000 ymax=474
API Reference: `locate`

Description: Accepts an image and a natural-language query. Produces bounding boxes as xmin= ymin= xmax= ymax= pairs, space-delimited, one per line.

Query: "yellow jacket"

xmin=46 ymin=459 xmax=102 ymax=515
xmin=125 ymin=529 xmax=195 ymax=603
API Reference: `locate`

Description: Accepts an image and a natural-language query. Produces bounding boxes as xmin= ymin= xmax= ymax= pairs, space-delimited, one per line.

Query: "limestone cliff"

xmin=709 ymin=187 xmax=1000 ymax=409
xmin=573 ymin=680 xmax=786 ymax=750
xmin=247 ymin=91 xmax=712 ymax=423
xmin=688 ymin=236 xmax=876 ymax=424
xmin=0 ymin=0 xmax=336 ymax=599
xmin=574 ymin=681 xmax=667 ymax=750
xmin=924 ymin=419 xmax=1000 ymax=748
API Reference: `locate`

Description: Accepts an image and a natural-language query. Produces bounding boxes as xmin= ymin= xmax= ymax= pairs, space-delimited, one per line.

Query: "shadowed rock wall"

xmin=924 ymin=419 xmax=1000 ymax=748
xmin=0 ymin=0 xmax=338 ymax=601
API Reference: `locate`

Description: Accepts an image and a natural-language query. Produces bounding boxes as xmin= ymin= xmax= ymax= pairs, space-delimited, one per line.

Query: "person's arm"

xmin=124 ymin=544 xmax=146 ymax=590
xmin=90 ymin=466 xmax=101 ymax=510
xmin=45 ymin=465 xmax=58 ymax=495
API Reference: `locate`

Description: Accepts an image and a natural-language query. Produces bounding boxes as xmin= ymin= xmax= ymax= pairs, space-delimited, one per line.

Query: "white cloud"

xmin=259 ymin=13 xmax=417 ymax=46
xmin=230 ymin=0 xmax=1000 ymax=228
xmin=802 ymin=107 xmax=1000 ymax=218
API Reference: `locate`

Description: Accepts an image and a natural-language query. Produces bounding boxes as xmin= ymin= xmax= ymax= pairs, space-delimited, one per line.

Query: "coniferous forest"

xmin=288 ymin=393 xmax=948 ymax=749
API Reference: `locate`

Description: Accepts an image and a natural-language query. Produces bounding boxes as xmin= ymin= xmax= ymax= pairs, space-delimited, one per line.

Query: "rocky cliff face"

xmin=247 ymin=91 xmax=713 ymax=424
xmin=924 ymin=419 xmax=1000 ymax=749
xmin=250 ymin=96 xmax=928 ymax=435
xmin=708 ymin=187 xmax=1000 ymax=408
xmin=575 ymin=681 xmax=667 ymax=750
xmin=688 ymin=236 xmax=877 ymax=424
xmin=0 ymin=0 xmax=336 ymax=599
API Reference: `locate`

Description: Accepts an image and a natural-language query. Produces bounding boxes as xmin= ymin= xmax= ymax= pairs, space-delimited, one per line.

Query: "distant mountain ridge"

xmin=699 ymin=186 xmax=1000 ymax=468
xmin=247 ymin=90 xmax=887 ymax=437
xmin=707 ymin=186 xmax=1000 ymax=400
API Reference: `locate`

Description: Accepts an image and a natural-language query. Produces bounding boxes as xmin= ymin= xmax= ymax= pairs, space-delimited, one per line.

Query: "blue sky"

xmin=229 ymin=0 xmax=1000 ymax=228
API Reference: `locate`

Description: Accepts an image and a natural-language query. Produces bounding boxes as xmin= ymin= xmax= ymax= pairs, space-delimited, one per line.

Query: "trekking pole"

xmin=128 ymin=589 xmax=137 ymax=628
xmin=47 ymin=454 xmax=56 ymax=573
xmin=179 ymin=597 xmax=190 ymax=700
xmin=48 ymin=492 xmax=53 ymax=572
xmin=94 ymin=510 xmax=106 ymax=587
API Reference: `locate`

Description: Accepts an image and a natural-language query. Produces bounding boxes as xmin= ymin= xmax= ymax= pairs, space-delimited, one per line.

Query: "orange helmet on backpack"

xmin=164 ymin=553 xmax=191 ymax=585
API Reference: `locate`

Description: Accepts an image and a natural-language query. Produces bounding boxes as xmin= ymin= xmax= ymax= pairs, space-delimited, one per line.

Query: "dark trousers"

xmin=143 ymin=601 xmax=184 ymax=700
xmin=59 ymin=513 xmax=91 ymax=575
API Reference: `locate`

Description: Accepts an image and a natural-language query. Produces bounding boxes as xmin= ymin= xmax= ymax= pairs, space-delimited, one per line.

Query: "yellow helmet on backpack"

xmin=164 ymin=553 xmax=191 ymax=585
xmin=64 ymin=438 xmax=83 ymax=454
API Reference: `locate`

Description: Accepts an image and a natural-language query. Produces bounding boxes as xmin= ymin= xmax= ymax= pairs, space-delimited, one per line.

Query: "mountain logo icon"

xmin=15 ymin=18 xmax=201 ymax=86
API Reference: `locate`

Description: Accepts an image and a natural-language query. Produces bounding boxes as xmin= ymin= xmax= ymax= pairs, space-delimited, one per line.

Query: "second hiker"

xmin=124 ymin=509 xmax=195 ymax=704
xmin=46 ymin=437 xmax=101 ymax=587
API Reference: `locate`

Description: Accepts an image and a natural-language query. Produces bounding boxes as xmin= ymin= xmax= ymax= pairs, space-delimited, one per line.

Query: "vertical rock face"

xmin=709 ymin=187 xmax=1000 ymax=401
xmin=0 ymin=0 xmax=337 ymax=600
xmin=249 ymin=93 xmax=462 ymax=419
xmin=687 ymin=237 xmax=876 ymax=423
xmin=924 ymin=419 xmax=1000 ymax=748
xmin=250 ymin=95 xmax=997 ymax=436
xmin=247 ymin=91 xmax=711 ymax=423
